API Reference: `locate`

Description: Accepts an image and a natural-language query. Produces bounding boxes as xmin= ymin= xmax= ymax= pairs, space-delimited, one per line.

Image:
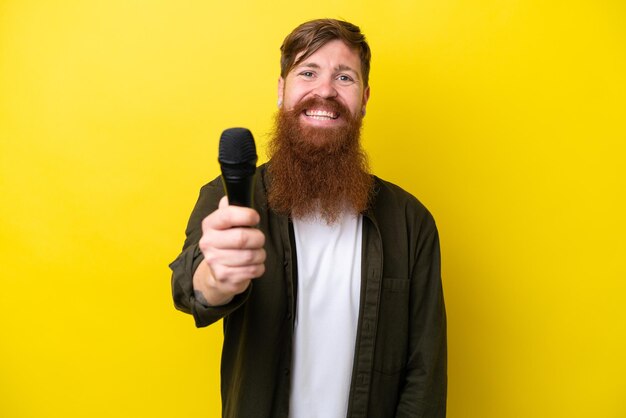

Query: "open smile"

xmin=304 ymin=109 xmax=340 ymax=120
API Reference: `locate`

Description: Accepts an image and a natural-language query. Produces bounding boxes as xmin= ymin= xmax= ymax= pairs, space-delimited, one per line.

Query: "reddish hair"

xmin=280 ymin=19 xmax=372 ymax=87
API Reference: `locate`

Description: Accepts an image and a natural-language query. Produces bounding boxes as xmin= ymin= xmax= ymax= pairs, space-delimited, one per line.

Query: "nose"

xmin=313 ymin=76 xmax=338 ymax=99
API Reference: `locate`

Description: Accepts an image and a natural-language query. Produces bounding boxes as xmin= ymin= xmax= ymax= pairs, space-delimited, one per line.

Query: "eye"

xmin=337 ymin=74 xmax=355 ymax=84
xmin=299 ymin=71 xmax=315 ymax=78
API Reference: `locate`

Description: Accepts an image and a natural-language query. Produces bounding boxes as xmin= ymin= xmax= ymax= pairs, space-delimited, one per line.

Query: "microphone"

xmin=218 ymin=127 xmax=258 ymax=208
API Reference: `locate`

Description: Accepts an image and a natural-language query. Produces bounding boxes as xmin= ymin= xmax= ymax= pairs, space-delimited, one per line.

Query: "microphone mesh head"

xmin=219 ymin=128 xmax=257 ymax=165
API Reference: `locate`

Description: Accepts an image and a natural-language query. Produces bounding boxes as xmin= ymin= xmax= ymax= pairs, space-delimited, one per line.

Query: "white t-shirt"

xmin=288 ymin=211 xmax=363 ymax=418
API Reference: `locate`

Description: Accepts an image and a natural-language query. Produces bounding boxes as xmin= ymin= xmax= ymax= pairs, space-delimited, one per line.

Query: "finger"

xmin=218 ymin=195 xmax=229 ymax=209
xmin=210 ymin=264 xmax=266 ymax=283
xmin=203 ymin=205 xmax=260 ymax=231
xmin=204 ymin=248 xmax=266 ymax=268
xmin=200 ymin=227 xmax=265 ymax=251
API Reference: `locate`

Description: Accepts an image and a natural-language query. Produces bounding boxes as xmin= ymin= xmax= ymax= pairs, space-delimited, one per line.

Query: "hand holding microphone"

xmin=193 ymin=128 xmax=266 ymax=307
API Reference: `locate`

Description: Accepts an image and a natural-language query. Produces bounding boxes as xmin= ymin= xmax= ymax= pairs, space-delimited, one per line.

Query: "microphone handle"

xmin=222 ymin=175 xmax=255 ymax=208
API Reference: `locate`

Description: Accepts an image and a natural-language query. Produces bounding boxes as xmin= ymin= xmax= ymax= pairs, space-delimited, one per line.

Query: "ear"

xmin=277 ymin=77 xmax=285 ymax=107
xmin=361 ymin=85 xmax=371 ymax=115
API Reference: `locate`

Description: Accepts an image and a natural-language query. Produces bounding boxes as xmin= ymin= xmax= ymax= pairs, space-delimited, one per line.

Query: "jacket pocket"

xmin=373 ymin=277 xmax=410 ymax=374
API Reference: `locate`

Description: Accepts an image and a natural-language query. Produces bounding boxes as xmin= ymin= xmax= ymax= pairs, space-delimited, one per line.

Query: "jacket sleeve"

xmin=169 ymin=177 xmax=252 ymax=328
xmin=396 ymin=214 xmax=447 ymax=417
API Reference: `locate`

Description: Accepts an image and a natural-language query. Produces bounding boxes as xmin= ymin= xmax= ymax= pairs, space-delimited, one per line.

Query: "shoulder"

xmin=199 ymin=174 xmax=224 ymax=195
xmin=367 ymin=176 xmax=438 ymax=242
xmin=370 ymin=176 xmax=434 ymax=223
xmin=367 ymin=177 xmax=440 ymax=263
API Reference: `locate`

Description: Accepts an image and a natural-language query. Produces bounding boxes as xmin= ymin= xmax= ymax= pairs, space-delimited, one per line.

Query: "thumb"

xmin=218 ymin=195 xmax=229 ymax=209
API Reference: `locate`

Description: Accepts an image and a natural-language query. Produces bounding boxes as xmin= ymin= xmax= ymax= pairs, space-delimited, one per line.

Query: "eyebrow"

xmin=296 ymin=62 xmax=360 ymax=78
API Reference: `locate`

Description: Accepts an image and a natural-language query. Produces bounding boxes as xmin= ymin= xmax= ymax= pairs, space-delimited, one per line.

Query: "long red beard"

xmin=267 ymin=97 xmax=373 ymax=223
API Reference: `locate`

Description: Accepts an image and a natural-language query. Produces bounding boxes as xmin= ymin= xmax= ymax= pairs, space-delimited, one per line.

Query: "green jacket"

xmin=170 ymin=164 xmax=447 ymax=417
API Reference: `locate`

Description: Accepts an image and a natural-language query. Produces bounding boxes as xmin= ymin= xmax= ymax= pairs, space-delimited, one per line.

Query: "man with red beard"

xmin=170 ymin=19 xmax=447 ymax=418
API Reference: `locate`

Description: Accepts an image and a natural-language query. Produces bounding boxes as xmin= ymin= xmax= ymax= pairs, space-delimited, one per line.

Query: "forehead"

xmin=292 ymin=40 xmax=362 ymax=74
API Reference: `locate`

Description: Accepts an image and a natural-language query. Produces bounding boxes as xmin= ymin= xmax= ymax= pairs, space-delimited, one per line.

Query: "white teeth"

xmin=305 ymin=109 xmax=338 ymax=119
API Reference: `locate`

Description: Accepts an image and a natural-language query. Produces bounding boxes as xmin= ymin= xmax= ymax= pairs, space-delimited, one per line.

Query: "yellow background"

xmin=1 ymin=1 xmax=624 ymax=417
